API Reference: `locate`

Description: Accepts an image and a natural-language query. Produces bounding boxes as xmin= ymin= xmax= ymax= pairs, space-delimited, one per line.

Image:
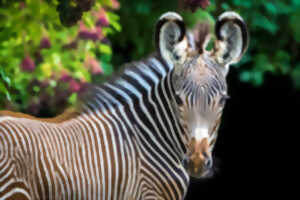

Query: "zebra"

xmin=0 ymin=11 xmax=249 ymax=200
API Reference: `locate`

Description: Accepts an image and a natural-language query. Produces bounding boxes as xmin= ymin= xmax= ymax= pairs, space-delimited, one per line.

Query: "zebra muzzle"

xmin=183 ymin=138 xmax=213 ymax=178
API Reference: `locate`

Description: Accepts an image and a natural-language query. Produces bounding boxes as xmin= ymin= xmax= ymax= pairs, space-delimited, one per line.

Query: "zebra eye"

xmin=175 ymin=95 xmax=183 ymax=106
xmin=220 ymin=94 xmax=230 ymax=105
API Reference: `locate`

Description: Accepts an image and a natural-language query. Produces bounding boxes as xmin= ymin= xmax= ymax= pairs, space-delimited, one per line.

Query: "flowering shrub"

xmin=0 ymin=0 xmax=120 ymax=116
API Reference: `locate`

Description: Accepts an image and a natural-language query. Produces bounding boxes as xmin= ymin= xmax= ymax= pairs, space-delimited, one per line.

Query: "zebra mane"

xmin=76 ymin=53 xmax=171 ymax=113
xmin=188 ymin=22 xmax=211 ymax=54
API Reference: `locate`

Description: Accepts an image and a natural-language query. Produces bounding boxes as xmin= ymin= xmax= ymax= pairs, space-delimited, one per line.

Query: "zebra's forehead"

xmin=177 ymin=55 xmax=227 ymax=91
xmin=173 ymin=54 xmax=228 ymax=111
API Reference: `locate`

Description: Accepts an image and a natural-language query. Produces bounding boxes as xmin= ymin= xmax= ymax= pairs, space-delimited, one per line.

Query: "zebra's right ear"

xmin=155 ymin=12 xmax=189 ymax=66
xmin=213 ymin=12 xmax=249 ymax=66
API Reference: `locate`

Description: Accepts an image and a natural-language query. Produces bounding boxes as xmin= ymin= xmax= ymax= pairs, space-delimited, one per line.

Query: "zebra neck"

xmin=80 ymin=56 xmax=187 ymax=162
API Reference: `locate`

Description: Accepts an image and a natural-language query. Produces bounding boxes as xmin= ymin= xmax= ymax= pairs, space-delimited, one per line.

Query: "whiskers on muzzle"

xmin=182 ymin=150 xmax=214 ymax=178
xmin=183 ymin=154 xmax=219 ymax=179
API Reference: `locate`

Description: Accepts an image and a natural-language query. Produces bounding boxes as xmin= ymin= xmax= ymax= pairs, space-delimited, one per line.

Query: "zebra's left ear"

xmin=213 ymin=11 xmax=249 ymax=66
xmin=155 ymin=12 xmax=189 ymax=66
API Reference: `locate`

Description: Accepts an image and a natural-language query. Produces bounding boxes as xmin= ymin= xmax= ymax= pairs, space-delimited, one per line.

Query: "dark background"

xmin=185 ymin=69 xmax=298 ymax=199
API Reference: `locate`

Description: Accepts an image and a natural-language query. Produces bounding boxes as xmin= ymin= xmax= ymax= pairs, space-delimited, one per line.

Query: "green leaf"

xmin=110 ymin=20 xmax=121 ymax=32
xmin=100 ymin=58 xmax=113 ymax=75
xmin=292 ymin=0 xmax=300 ymax=6
xmin=99 ymin=44 xmax=112 ymax=54
xmin=291 ymin=64 xmax=300 ymax=88
xmin=264 ymin=2 xmax=278 ymax=15
xmin=289 ymin=8 xmax=300 ymax=42
xmin=274 ymin=50 xmax=291 ymax=74
xmin=107 ymin=12 xmax=120 ymax=21
xmin=252 ymin=13 xmax=278 ymax=34
xmin=253 ymin=54 xmax=274 ymax=72
xmin=33 ymin=85 xmax=40 ymax=92
xmin=0 ymin=69 xmax=11 ymax=86
xmin=253 ymin=71 xmax=263 ymax=86
xmin=232 ymin=0 xmax=252 ymax=8
xmin=49 ymin=80 xmax=57 ymax=88
xmin=0 ymin=82 xmax=7 ymax=93
xmin=0 ymin=81 xmax=11 ymax=101
xmin=240 ymin=71 xmax=251 ymax=82
xmin=221 ymin=3 xmax=230 ymax=10
xmin=68 ymin=93 xmax=77 ymax=104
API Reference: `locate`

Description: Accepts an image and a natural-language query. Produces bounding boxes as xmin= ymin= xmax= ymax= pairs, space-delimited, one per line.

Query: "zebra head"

xmin=156 ymin=12 xmax=249 ymax=178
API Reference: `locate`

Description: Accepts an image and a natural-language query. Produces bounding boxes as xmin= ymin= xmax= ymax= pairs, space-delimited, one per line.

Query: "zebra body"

xmin=0 ymin=12 xmax=249 ymax=200
xmin=0 ymin=56 xmax=189 ymax=200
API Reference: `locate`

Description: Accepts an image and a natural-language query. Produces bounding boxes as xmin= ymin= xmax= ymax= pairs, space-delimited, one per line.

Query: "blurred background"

xmin=0 ymin=0 xmax=299 ymax=198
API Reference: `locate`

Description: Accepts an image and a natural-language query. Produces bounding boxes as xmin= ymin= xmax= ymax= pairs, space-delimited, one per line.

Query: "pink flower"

xmin=96 ymin=16 xmax=109 ymax=27
xmin=78 ymin=21 xmax=104 ymax=41
xmin=111 ymin=0 xmax=120 ymax=9
xmin=184 ymin=0 xmax=210 ymax=12
xmin=78 ymin=31 xmax=99 ymax=41
xmin=96 ymin=9 xmax=109 ymax=27
xmin=21 ymin=56 xmax=35 ymax=72
xmin=40 ymin=37 xmax=51 ymax=49
xmin=85 ymin=57 xmax=103 ymax=75
xmin=79 ymin=21 xmax=88 ymax=32
xmin=69 ymin=79 xmax=81 ymax=92
xmin=60 ymin=71 xmax=72 ymax=82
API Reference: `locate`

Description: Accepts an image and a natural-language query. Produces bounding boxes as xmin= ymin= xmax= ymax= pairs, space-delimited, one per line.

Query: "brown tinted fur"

xmin=189 ymin=138 xmax=209 ymax=172
xmin=0 ymin=109 xmax=79 ymax=123
xmin=193 ymin=22 xmax=211 ymax=54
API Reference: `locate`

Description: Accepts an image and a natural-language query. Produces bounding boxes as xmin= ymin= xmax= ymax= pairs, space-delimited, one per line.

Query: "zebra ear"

xmin=155 ymin=12 xmax=189 ymax=66
xmin=213 ymin=11 xmax=249 ymax=66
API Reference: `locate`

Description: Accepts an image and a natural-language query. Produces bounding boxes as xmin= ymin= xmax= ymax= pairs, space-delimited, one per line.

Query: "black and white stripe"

xmin=0 ymin=55 xmax=190 ymax=200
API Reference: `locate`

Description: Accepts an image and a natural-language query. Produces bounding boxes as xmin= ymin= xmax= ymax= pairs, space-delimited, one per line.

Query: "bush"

xmin=0 ymin=0 xmax=120 ymax=116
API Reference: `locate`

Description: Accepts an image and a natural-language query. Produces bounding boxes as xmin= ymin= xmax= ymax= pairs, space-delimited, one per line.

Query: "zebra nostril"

xmin=205 ymin=157 xmax=213 ymax=170
xmin=203 ymin=152 xmax=209 ymax=159
xmin=202 ymin=152 xmax=213 ymax=169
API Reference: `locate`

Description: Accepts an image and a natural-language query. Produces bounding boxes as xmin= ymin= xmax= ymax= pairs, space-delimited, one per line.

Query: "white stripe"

xmin=0 ymin=161 xmax=14 ymax=182
xmin=0 ymin=187 xmax=31 ymax=199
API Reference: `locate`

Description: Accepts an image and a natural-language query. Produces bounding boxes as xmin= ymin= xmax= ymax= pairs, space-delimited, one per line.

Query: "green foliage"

xmin=111 ymin=0 xmax=300 ymax=88
xmin=0 ymin=0 xmax=120 ymax=116
xmin=222 ymin=0 xmax=300 ymax=87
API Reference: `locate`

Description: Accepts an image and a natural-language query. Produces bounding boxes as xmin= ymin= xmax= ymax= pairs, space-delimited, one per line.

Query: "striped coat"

xmin=0 ymin=56 xmax=189 ymax=200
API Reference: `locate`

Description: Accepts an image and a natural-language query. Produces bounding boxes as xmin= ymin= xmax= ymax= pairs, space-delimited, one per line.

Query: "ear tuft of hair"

xmin=193 ymin=22 xmax=211 ymax=54
xmin=214 ymin=11 xmax=249 ymax=65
